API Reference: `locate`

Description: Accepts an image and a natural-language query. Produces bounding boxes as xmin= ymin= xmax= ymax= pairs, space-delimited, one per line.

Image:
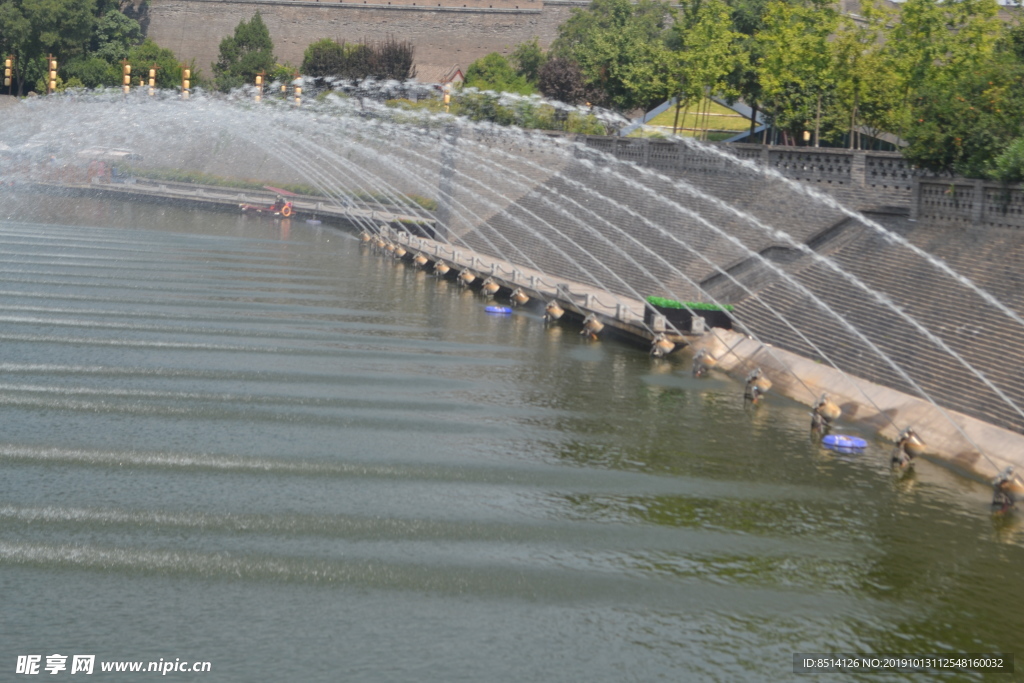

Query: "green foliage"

xmin=904 ymin=59 xmax=1024 ymax=177
xmin=464 ymin=53 xmax=535 ymax=95
xmin=670 ymin=0 xmax=740 ymax=137
xmin=0 ymin=0 xmax=191 ymax=95
xmin=755 ymin=0 xmax=836 ymax=138
xmin=213 ymin=11 xmax=275 ymax=92
xmin=0 ymin=0 xmax=97 ymax=93
xmin=537 ymin=57 xmax=590 ymax=104
xmin=510 ymin=38 xmax=546 ymax=85
xmin=126 ymin=39 xmax=183 ymax=89
xmin=299 ymin=36 xmax=415 ymax=81
xmin=62 ymin=55 xmax=118 ymax=88
xmin=386 ymin=92 xmax=608 ymax=134
xmin=551 ymin=0 xmax=674 ymax=111
xmin=989 ymin=138 xmax=1024 ymax=183
xmin=646 ymin=296 xmax=735 ymax=311
xmin=91 ymin=8 xmax=141 ymax=62
xmin=301 ymin=38 xmax=345 ymax=78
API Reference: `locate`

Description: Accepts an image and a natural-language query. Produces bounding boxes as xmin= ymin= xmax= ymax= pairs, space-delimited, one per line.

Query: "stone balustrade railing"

xmin=580 ymin=135 xmax=1024 ymax=229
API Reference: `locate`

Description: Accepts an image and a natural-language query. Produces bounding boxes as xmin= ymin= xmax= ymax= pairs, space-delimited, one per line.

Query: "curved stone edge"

xmin=693 ymin=328 xmax=1023 ymax=489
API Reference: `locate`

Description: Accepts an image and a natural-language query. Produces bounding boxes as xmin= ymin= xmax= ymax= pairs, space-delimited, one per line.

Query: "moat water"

xmin=1 ymin=196 xmax=1021 ymax=681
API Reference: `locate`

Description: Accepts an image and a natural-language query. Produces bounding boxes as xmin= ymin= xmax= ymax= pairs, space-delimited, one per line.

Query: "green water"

xmin=0 ymin=195 xmax=1020 ymax=681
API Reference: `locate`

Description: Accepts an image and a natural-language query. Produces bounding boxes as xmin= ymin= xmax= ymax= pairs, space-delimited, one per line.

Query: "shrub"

xmin=646 ymin=296 xmax=734 ymax=311
xmin=988 ymin=138 xmax=1024 ymax=183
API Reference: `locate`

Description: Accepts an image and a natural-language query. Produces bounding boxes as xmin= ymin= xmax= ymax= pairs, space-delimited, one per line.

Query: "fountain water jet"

xmin=5 ymin=91 xmax=1024 ymax=492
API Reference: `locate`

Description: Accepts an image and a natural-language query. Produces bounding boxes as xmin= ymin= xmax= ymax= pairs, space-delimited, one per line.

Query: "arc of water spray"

xmin=270 ymin=103 xmax=968 ymax=435
xmin=22 ymin=95 xmax=1004 ymax=463
xmin=437 ymin=130 xmax=886 ymax=409
xmin=332 ymin=122 xmax=707 ymax=339
xmin=587 ymin=140 xmax=1024 ymax=429
xmin=565 ymin=138 xmax=1002 ymax=462
xmin=265 ymin=112 xmax=636 ymax=329
xmin=367 ymin=117 xmax=878 ymax=412
xmin=690 ymin=138 xmax=1024 ymax=339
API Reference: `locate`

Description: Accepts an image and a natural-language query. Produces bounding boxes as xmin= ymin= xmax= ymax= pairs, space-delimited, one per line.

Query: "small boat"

xmin=485 ymin=305 xmax=512 ymax=315
xmin=240 ymin=186 xmax=297 ymax=218
xmin=822 ymin=434 xmax=868 ymax=452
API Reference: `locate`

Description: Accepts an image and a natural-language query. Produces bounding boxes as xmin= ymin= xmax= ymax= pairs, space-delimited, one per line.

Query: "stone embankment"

xmin=447 ymin=135 xmax=1024 ymax=485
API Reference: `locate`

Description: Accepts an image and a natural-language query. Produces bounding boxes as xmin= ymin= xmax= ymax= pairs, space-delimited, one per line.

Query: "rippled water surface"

xmin=1 ymin=196 xmax=1021 ymax=681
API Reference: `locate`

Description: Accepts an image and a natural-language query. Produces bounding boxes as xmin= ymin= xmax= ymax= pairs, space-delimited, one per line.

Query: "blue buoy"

xmin=822 ymin=434 xmax=868 ymax=452
xmin=485 ymin=305 xmax=512 ymax=315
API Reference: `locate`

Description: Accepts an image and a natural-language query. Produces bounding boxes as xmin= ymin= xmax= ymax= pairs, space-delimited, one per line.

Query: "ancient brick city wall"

xmin=146 ymin=0 xmax=573 ymax=82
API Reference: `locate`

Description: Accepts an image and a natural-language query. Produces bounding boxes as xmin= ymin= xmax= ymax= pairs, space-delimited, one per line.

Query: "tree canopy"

xmin=464 ymin=53 xmax=534 ymax=95
xmin=0 ymin=0 xmax=200 ymax=95
xmin=300 ymin=36 xmax=415 ymax=82
xmin=213 ymin=11 xmax=275 ymax=92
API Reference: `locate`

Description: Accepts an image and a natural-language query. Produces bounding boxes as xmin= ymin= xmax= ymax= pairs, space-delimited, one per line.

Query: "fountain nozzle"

xmin=992 ymin=467 xmax=1018 ymax=514
xmin=744 ymin=368 xmax=771 ymax=403
xmin=650 ymin=333 xmax=675 ymax=358
xmin=481 ymin=277 xmax=500 ymax=296
xmin=811 ymin=393 xmax=842 ymax=432
xmin=544 ymin=301 xmax=565 ymax=322
xmin=692 ymin=349 xmax=717 ymax=377
xmin=893 ymin=427 xmax=926 ymax=468
xmin=581 ymin=314 xmax=604 ymax=339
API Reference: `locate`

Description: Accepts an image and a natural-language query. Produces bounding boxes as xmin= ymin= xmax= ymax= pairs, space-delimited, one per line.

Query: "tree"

xmin=885 ymin=0 xmax=1002 ymax=139
xmin=0 ymin=0 xmax=97 ymax=94
xmin=537 ymin=57 xmax=590 ymax=104
xmin=550 ymin=0 xmax=674 ymax=111
xmin=62 ymin=55 xmax=118 ymax=88
xmin=755 ymin=0 xmax=837 ymax=143
xmin=212 ymin=11 xmax=275 ymax=92
xmin=300 ymin=36 xmax=414 ymax=82
xmin=91 ymin=8 xmax=141 ymax=63
xmin=670 ymin=0 xmax=739 ymax=138
xmin=301 ymin=38 xmax=345 ymax=78
xmin=829 ymin=2 xmax=896 ymax=149
xmin=464 ymin=52 xmax=534 ymax=95
xmin=127 ymin=38 xmax=183 ymax=89
xmin=510 ymin=38 xmax=546 ymax=85
xmin=372 ymin=36 xmax=415 ymax=81
xmin=989 ymin=137 xmax=1024 ymax=183
xmin=902 ymin=58 xmax=1024 ymax=176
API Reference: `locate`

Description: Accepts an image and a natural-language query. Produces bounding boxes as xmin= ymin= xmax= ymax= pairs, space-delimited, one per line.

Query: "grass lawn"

xmin=632 ymin=98 xmax=753 ymax=139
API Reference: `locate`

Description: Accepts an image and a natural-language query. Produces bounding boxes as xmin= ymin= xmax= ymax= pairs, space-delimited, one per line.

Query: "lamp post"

xmin=47 ymin=54 xmax=57 ymax=94
xmin=255 ymin=71 xmax=264 ymax=103
xmin=147 ymin=65 xmax=160 ymax=96
xmin=4 ymin=55 xmax=13 ymax=95
xmin=181 ymin=65 xmax=190 ymax=99
xmin=122 ymin=60 xmax=131 ymax=94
